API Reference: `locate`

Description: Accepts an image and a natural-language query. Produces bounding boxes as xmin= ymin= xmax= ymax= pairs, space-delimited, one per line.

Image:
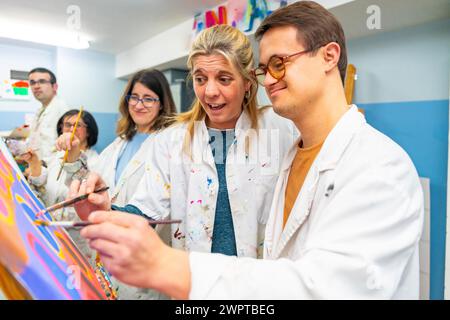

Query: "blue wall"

xmin=91 ymin=112 xmax=119 ymax=152
xmin=361 ymin=100 xmax=449 ymax=299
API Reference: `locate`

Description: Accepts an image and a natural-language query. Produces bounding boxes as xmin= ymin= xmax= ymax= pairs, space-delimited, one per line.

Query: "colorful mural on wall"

xmin=192 ymin=0 xmax=290 ymax=37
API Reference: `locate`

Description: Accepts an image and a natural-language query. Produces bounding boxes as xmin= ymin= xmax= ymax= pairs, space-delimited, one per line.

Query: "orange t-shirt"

xmin=283 ymin=140 xmax=324 ymax=228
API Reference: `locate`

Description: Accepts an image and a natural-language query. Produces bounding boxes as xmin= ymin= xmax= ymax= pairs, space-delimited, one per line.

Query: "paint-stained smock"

xmin=187 ymin=106 xmax=424 ymax=299
xmin=130 ymin=107 xmax=297 ymax=258
xmin=92 ymin=136 xmax=154 ymax=207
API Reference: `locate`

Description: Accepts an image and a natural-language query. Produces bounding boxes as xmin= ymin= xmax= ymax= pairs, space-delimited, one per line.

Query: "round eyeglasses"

xmin=252 ymin=49 xmax=313 ymax=86
xmin=62 ymin=122 xmax=86 ymax=129
xmin=125 ymin=95 xmax=160 ymax=108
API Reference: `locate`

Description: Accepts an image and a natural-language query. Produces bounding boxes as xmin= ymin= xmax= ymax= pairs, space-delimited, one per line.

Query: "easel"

xmin=344 ymin=64 xmax=363 ymax=114
xmin=344 ymin=64 xmax=357 ymax=104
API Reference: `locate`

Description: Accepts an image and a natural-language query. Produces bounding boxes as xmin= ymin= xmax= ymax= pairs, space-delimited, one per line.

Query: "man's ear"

xmin=322 ymin=42 xmax=341 ymax=73
xmin=52 ymin=83 xmax=58 ymax=94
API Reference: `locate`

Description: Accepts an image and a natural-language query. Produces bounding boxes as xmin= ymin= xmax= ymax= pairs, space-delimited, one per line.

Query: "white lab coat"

xmin=188 ymin=106 xmax=424 ymax=299
xmin=92 ymin=136 xmax=154 ymax=207
xmin=28 ymin=96 xmax=69 ymax=162
xmin=130 ymin=107 xmax=297 ymax=258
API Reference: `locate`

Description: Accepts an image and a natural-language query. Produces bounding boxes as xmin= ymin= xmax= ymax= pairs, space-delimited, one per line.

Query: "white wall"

xmin=0 ymin=40 xmax=126 ymax=151
xmin=255 ymin=19 xmax=450 ymax=108
xmin=0 ymin=40 xmax=126 ymax=115
xmin=56 ymin=47 xmax=126 ymax=113
xmin=347 ymin=19 xmax=450 ymax=104
xmin=116 ymin=19 xmax=193 ymax=78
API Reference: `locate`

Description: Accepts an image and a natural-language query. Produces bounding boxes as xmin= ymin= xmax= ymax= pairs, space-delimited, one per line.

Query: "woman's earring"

xmin=245 ymin=91 xmax=250 ymax=99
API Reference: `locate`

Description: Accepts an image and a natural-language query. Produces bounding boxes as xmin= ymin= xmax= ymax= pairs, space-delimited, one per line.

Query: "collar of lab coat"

xmin=39 ymin=95 xmax=64 ymax=117
xmin=281 ymin=105 xmax=365 ymax=173
xmin=192 ymin=109 xmax=252 ymax=164
xmin=109 ymin=136 xmax=151 ymax=198
xmin=33 ymin=96 xmax=64 ymax=128
xmin=269 ymin=105 xmax=366 ymax=258
xmin=198 ymin=109 xmax=251 ymax=141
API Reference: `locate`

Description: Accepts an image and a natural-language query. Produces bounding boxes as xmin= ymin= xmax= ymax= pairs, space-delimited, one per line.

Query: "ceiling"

xmin=0 ymin=0 xmax=225 ymax=54
xmin=1 ymin=0 xmax=448 ymax=63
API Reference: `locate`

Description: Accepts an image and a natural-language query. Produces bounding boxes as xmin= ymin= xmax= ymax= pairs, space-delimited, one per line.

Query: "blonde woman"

xmin=71 ymin=25 xmax=296 ymax=260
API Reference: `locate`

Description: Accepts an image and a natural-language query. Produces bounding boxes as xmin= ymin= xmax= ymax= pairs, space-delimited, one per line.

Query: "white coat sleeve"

xmin=128 ymin=131 xmax=172 ymax=220
xmin=38 ymin=105 xmax=69 ymax=163
xmin=33 ymin=122 xmax=57 ymax=162
xmin=188 ymin=164 xmax=424 ymax=299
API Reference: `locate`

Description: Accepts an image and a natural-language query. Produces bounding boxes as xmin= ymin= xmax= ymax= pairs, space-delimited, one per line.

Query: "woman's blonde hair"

xmin=176 ymin=25 xmax=260 ymax=153
xmin=117 ymin=69 xmax=176 ymax=140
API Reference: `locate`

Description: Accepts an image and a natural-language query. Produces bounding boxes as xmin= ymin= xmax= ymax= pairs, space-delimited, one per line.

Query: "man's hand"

xmin=81 ymin=211 xmax=191 ymax=299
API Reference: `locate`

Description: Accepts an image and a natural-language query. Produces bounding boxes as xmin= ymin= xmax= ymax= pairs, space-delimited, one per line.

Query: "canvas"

xmin=0 ymin=139 xmax=107 ymax=299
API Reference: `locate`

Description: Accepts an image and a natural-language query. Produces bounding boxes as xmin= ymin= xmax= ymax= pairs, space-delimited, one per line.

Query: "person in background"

xmin=60 ymin=68 xmax=177 ymax=300
xmin=22 ymin=109 xmax=99 ymax=207
xmin=27 ymin=68 xmax=69 ymax=162
xmin=61 ymin=68 xmax=177 ymax=211
xmin=76 ymin=1 xmax=423 ymax=300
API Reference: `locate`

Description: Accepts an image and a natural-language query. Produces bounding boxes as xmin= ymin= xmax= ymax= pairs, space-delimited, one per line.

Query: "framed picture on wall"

xmin=0 ymin=78 xmax=30 ymax=101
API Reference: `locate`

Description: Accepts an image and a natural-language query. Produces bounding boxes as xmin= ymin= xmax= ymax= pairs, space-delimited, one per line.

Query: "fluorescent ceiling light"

xmin=0 ymin=18 xmax=90 ymax=49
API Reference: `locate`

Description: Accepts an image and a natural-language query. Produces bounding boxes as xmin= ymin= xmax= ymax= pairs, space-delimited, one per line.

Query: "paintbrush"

xmin=34 ymin=219 xmax=182 ymax=229
xmin=35 ymin=186 xmax=109 ymax=217
xmin=56 ymin=106 xmax=83 ymax=180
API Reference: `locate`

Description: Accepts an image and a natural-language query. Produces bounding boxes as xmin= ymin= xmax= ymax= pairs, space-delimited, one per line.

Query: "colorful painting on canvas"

xmin=0 ymin=139 xmax=106 ymax=300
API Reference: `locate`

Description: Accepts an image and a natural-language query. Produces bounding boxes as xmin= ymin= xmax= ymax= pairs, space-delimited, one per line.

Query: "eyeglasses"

xmin=62 ymin=122 xmax=87 ymax=129
xmin=125 ymin=95 xmax=160 ymax=108
xmin=29 ymin=79 xmax=52 ymax=87
xmin=252 ymin=49 xmax=313 ymax=86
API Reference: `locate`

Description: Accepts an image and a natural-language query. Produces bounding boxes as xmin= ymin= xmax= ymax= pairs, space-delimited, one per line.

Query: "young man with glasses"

xmin=27 ymin=67 xmax=69 ymax=162
xmin=77 ymin=1 xmax=423 ymax=299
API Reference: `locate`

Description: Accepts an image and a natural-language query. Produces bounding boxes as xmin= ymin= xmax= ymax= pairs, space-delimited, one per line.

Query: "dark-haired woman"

xmin=61 ymin=69 xmax=176 ymax=208
xmin=23 ymin=109 xmax=99 ymax=208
